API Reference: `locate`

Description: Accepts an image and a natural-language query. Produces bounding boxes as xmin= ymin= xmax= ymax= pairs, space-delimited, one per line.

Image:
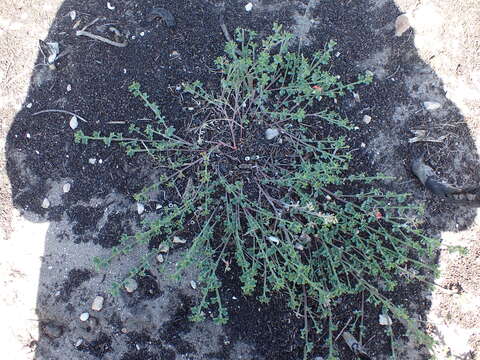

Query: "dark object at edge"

xmin=342 ymin=332 xmax=373 ymax=360
xmin=411 ymin=154 xmax=480 ymax=205
xmin=148 ymin=8 xmax=176 ymax=28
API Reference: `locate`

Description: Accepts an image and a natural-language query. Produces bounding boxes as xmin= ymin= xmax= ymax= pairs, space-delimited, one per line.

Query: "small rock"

xmin=158 ymin=243 xmax=169 ymax=253
xmin=136 ymin=202 xmax=145 ymax=215
xmin=125 ymin=278 xmax=138 ymax=293
xmin=140 ymin=31 xmax=145 ymax=37
xmin=156 ymin=254 xmax=164 ymax=263
xmin=267 ymin=236 xmax=280 ymax=244
xmin=91 ymin=296 xmax=104 ymax=311
xmin=41 ymin=198 xmax=50 ymax=209
xmin=362 ymin=115 xmax=372 ymax=124
xmin=173 ymin=236 xmax=186 ymax=244
xmin=170 ymin=50 xmax=180 ymax=58
xmin=360 ymin=142 xmax=366 ymax=148
xmin=79 ymin=312 xmax=90 ymax=322
xmin=265 ymin=128 xmax=280 ymax=140
xmin=423 ymin=101 xmax=441 ymax=111
xmin=107 ymin=2 xmax=115 ymax=10
xmin=42 ymin=323 xmax=63 ymax=339
xmin=66 ymin=84 xmax=72 ymax=92
xmin=63 ymin=183 xmax=71 ymax=193
xmin=155 ymin=204 xmax=163 ymax=210
xmin=75 ymin=339 xmax=83 ymax=347
xmin=88 ymin=158 xmax=97 ymax=165
xmin=379 ymin=314 xmax=393 ymax=326
xmin=121 ymin=327 xmax=128 ymax=334
xmin=395 ymin=14 xmax=410 ymax=37
xmin=190 ymin=280 xmax=197 ymax=290
xmin=245 ymin=2 xmax=253 ymax=11
xmin=68 ymin=10 xmax=76 ymax=21
xmin=26 ymin=102 xmax=32 ymax=109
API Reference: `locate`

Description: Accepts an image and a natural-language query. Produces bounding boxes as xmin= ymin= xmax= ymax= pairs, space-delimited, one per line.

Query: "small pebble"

xmin=173 ymin=236 xmax=186 ymax=244
xmin=265 ymin=128 xmax=280 ymax=140
xmin=423 ymin=101 xmax=441 ymax=111
xmin=267 ymin=236 xmax=280 ymax=244
xmin=361 ymin=142 xmax=366 ymax=148
xmin=79 ymin=312 xmax=89 ymax=322
xmin=26 ymin=133 xmax=31 ymax=138
xmin=362 ymin=115 xmax=372 ymax=124
xmin=190 ymin=280 xmax=197 ymax=290
xmin=156 ymin=254 xmax=164 ymax=263
xmin=75 ymin=339 xmax=83 ymax=347
xmin=121 ymin=328 xmax=128 ymax=334
xmin=245 ymin=2 xmax=253 ymax=11
xmin=41 ymin=198 xmax=50 ymax=209
xmin=137 ymin=202 xmax=145 ymax=215
xmin=69 ymin=116 xmax=78 ymax=130
xmin=155 ymin=204 xmax=163 ymax=210
xmin=107 ymin=2 xmax=115 ymax=10
xmin=244 ymin=156 xmax=251 ymax=161
xmin=124 ymin=278 xmax=138 ymax=293
xmin=68 ymin=10 xmax=76 ymax=21
xmin=66 ymin=84 xmax=72 ymax=92
xmin=171 ymin=50 xmax=180 ymax=57
xmin=88 ymin=158 xmax=97 ymax=165
xmin=26 ymin=103 xmax=32 ymax=108
xmin=158 ymin=243 xmax=169 ymax=253
xmin=379 ymin=314 xmax=393 ymax=326
xmin=63 ymin=183 xmax=71 ymax=193
xmin=91 ymin=296 xmax=104 ymax=311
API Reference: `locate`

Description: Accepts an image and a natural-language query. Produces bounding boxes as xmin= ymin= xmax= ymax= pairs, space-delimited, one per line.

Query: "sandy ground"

xmin=1 ymin=0 xmax=479 ymax=359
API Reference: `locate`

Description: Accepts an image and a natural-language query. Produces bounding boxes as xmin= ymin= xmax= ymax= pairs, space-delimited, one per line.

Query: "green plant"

xmin=75 ymin=24 xmax=439 ymax=359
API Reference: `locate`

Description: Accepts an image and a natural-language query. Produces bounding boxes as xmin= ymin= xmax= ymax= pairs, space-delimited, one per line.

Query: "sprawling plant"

xmin=75 ymin=24 xmax=438 ymax=359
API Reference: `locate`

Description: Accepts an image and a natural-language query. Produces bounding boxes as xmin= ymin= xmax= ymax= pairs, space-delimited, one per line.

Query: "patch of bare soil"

xmin=1 ymin=0 xmax=479 ymax=359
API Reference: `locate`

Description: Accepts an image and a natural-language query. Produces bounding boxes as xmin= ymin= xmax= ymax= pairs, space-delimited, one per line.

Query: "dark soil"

xmin=5 ymin=0 xmax=479 ymax=359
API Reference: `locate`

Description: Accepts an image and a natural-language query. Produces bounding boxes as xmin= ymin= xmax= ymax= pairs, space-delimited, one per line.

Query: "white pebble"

xmin=75 ymin=339 xmax=83 ymax=347
xmin=265 ymin=128 xmax=280 ymax=140
xmin=88 ymin=158 xmax=97 ymax=165
xmin=124 ymin=278 xmax=138 ymax=293
xmin=107 ymin=2 xmax=115 ymax=10
xmin=361 ymin=142 xmax=366 ymax=148
xmin=66 ymin=84 xmax=72 ymax=92
xmin=379 ymin=314 xmax=392 ymax=326
xmin=41 ymin=198 xmax=50 ymax=209
xmin=423 ymin=101 xmax=441 ymax=111
xmin=79 ymin=312 xmax=89 ymax=322
xmin=158 ymin=243 xmax=169 ymax=253
xmin=91 ymin=296 xmax=104 ymax=311
xmin=190 ymin=280 xmax=197 ymax=290
xmin=26 ymin=103 xmax=32 ymax=108
xmin=26 ymin=133 xmax=31 ymax=138
xmin=156 ymin=254 xmax=164 ymax=263
xmin=173 ymin=236 xmax=186 ymax=244
xmin=140 ymin=31 xmax=145 ymax=37
xmin=63 ymin=183 xmax=71 ymax=193
xmin=136 ymin=202 xmax=145 ymax=215
xmin=267 ymin=236 xmax=280 ymax=244
xmin=69 ymin=115 xmax=78 ymax=130
xmin=245 ymin=2 xmax=253 ymax=11
xmin=362 ymin=115 xmax=372 ymax=124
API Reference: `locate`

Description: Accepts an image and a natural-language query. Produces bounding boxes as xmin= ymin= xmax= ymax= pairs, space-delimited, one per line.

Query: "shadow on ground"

xmin=5 ymin=0 xmax=479 ymax=359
